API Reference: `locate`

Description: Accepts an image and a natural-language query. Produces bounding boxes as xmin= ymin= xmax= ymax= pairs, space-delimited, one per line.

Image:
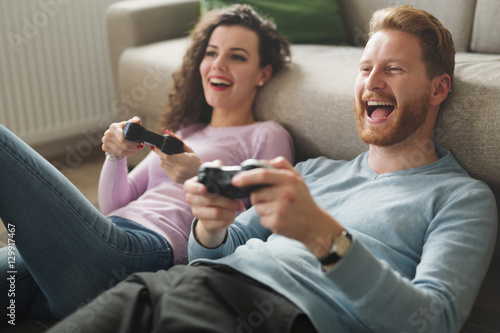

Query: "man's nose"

xmin=365 ymin=68 xmax=386 ymax=91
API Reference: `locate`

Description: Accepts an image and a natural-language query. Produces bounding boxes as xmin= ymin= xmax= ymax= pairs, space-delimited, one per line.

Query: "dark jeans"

xmin=47 ymin=264 xmax=316 ymax=333
xmin=0 ymin=124 xmax=173 ymax=322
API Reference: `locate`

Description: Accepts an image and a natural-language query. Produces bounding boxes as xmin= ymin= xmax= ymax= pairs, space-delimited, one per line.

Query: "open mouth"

xmin=209 ymin=77 xmax=232 ymax=88
xmin=366 ymin=100 xmax=395 ymax=119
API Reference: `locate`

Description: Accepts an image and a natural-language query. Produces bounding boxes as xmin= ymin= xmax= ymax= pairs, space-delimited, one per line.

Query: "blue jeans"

xmin=0 ymin=125 xmax=173 ymax=322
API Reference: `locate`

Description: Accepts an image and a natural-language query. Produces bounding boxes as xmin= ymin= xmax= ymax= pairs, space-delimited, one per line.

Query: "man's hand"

xmin=232 ymin=157 xmax=344 ymax=258
xmin=184 ymin=167 xmax=245 ymax=248
xmin=153 ymin=132 xmax=203 ymax=184
xmin=102 ymin=116 xmax=144 ymax=158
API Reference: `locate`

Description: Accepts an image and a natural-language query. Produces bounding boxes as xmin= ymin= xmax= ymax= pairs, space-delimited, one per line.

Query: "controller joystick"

xmin=123 ymin=122 xmax=183 ymax=155
xmin=197 ymin=159 xmax=273 ymax=199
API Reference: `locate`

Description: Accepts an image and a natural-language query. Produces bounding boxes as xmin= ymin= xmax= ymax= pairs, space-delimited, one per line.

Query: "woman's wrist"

xmin=105 ymin=152 xmax=124 ymax=162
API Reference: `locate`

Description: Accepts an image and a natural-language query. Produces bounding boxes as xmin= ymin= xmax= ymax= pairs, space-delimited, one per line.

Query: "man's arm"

xmin=185 ymin=175 xmax=273 ymax=262
xmin=185 ymin=156 xmax=348 ymax=260
xmin=324 ymin=183 xmax=497 ymax=332
xmin=185 ymin=178 xmax=244 ymax=248
xmin=231 ymin=157 xmax=347 ymax=259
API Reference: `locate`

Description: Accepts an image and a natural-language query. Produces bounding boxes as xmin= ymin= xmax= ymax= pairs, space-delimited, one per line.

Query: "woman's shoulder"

xmin=251 ymin=120 xmax=289 ymax=136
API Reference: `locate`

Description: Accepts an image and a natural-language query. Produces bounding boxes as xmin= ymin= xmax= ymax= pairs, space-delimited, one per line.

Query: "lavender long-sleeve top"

xmin=98 ymin=121 xmax=294 ymax=265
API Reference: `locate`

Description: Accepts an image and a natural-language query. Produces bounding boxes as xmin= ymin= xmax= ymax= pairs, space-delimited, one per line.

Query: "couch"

xmin=106 ymin=0 xmax=500 ymax=331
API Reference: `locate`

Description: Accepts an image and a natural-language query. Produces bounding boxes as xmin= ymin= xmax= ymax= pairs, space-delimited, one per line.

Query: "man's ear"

xmin=430 ymin=73 xmax=452 ymax=106
xmin=258 ymin=64 xmax=273 ymax=86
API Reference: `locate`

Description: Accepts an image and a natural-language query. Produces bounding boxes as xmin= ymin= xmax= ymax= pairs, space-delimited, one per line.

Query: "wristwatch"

xmin=319 ymin=230 xmax=352 ymax=265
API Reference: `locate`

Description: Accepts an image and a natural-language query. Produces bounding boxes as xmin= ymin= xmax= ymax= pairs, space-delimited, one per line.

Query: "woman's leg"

xmin=0 ymin=249 xmax=52 ymax=321
xmin=0 ymin=125 xmax=173 ymax=321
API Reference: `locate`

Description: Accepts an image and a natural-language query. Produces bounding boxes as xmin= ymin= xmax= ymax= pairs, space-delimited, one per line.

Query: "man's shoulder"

xmin=432 ymin=147 xmax=492 ymax=195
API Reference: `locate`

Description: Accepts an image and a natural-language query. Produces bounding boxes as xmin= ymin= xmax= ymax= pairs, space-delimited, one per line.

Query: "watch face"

xmin=334 ymin=233 xmax=351 ymax=257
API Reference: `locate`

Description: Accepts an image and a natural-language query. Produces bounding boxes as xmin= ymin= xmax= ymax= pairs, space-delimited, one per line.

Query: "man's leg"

xmin=47 ymin=278 xmax=152 ymax=333
xmin=47 ymin=265 xmax=317 ymax=333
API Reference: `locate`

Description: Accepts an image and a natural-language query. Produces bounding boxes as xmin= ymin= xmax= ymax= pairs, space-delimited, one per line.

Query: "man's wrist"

xmin=193 ymin=218 xmax=228 ymax=249
xmin=319 ymin=230 xmax=352 ymax=266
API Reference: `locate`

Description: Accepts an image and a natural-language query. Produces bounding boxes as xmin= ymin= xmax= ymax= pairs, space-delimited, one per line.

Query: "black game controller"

xmin=123 ymin=122 xmax=183 ymax=155
xmin=197 ymin=159 xmax=273 ymax=199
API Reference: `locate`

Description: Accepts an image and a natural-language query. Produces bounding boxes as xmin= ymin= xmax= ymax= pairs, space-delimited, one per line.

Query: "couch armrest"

xmin=107 ymin=0 xmax=200 ymax=97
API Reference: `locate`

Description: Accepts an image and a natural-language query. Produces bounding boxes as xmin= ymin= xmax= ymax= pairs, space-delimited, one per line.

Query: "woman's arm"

xmin=98 ymin=152 xmax=151 ymax=214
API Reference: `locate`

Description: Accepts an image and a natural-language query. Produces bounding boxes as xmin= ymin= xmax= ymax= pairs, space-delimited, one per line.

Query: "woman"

xmin=0 ymin=4 xmax=294 ymax=322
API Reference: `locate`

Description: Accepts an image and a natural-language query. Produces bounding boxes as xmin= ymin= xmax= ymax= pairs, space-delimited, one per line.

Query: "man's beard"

xmin=354 ymin=89 xmax=430 ymax=146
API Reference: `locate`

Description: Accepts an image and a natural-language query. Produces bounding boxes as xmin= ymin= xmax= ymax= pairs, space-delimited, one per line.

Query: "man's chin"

xmin=359 ymin=128 xmax=405 ymax=146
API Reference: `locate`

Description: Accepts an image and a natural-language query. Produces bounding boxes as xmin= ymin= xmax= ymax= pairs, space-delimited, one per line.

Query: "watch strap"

xmin=319 ymin=230 xmax=352 ymax=265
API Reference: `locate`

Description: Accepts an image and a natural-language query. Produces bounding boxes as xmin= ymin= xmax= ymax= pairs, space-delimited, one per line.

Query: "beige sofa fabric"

xmin=107 ymin=0 xmax=200 ymax=98
xmin=437 ymin=54 xmax=500 ymax=187
xmin=255 ymin=45 xmax=367 ymax=162
xmin=471 ymin=0 xmax=500 ymax=53
xmin=254 ymin=43 xmax=500 ymax=189
xmin=338 ymin=0 xmax=476 ymax=52
xmin=117 ymin=38 xmax=190 ymax=127
xmin=107 ymin=0 xmax=500 ymax=189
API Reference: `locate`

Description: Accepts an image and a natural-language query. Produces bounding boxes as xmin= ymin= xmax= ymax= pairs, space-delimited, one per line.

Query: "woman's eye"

xmin=232 ymin=54 xmax=247 ymax=61
xmin=205 ymin=51 xmax=216 ymax=57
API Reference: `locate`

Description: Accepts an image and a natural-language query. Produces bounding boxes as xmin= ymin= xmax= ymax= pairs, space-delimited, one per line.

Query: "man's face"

xmin=354 ymin=29 xmax=433 ymax=146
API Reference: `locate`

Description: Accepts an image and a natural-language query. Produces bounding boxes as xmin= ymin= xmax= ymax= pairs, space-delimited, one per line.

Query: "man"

xmin=48 ymin=5 xmax=497 ymax=333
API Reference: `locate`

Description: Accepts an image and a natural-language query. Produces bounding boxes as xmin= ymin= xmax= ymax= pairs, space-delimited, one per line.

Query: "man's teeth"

xmin=367 ymin=101 xmax=392 ymax=106
xmin=210 ymin=78 xmax=231 ymax=86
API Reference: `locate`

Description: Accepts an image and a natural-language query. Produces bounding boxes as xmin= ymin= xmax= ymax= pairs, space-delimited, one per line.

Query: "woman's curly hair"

xmin=158 ymin=4 xmax=290 ymax=132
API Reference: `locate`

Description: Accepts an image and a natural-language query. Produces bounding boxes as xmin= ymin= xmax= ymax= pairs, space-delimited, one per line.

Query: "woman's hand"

xmin=184 ymin=168 xmax=245 ymax=248
xmin=102 ymin=116 xmax=145 ymax=158
xmin=152 ymin=132 xmax=203 ymax=184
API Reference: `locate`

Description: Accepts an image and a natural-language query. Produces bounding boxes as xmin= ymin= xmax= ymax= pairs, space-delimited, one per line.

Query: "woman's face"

xmin=199 ymin=25 xmax=272 ymax=118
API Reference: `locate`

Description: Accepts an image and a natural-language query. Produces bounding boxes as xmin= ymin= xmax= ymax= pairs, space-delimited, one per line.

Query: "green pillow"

xmin=200 ymin=0 xmax=349 ymax=45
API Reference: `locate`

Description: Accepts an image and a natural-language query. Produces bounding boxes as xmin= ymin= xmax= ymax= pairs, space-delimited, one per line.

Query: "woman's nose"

xmin=212 ymin=56 xmax=227 ymax=71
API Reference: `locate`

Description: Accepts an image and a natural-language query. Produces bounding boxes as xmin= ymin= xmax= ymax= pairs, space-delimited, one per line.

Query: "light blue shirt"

xmin=188 ymin=145 xmax=497 ymax=332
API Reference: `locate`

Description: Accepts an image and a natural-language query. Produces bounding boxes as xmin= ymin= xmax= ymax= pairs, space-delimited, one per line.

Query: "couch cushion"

xmin=470 ymin=0 xmax=500 ymax=53
xmin=257 ymin=46 xmax=500 ymax=191
xmin=117 ymin=38 xmax=190 ymax=128
xmin=200 ymin=0 xmax=349 ymax=45
xmin=338 ymin=0 xmax=476 ymax=52
xmin=255 ymin=45 xmax=368 ymax=162
xmin=437 ymin=53 xmax=500 ymax=188
xmin=118 ymin=39 xmax=500 ymax=192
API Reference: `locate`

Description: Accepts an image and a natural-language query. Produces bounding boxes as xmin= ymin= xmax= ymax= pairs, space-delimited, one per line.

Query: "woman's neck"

xmin=210 ymin=108 xmax=255 ymax=127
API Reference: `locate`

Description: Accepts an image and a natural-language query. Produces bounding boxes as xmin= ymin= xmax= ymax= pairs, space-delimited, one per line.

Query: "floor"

xmin=0 ymin=155 xmax=104 ymax=332
xmin=1 ymin=155 xmax=499 ymax=332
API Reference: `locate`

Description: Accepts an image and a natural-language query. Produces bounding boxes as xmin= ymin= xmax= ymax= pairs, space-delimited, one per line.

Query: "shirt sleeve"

xmin=97 ymin=153 xmax=152 ymax=215
xmin=326 ymin=183 xmax=497 ymax=332
xmin=188 ymin=206 xmax=272 ymax=262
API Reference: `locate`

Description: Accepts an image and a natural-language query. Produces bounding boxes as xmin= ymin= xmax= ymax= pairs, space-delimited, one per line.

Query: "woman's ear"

xmin=258 ymin=64 xmax=273 ymax=87
xmin=430 ymin=73 xmax=452 ymax=106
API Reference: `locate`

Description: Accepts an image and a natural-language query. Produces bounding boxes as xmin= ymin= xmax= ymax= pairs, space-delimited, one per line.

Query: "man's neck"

xmin=367 ymin=138 xmax=439 ymax=174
